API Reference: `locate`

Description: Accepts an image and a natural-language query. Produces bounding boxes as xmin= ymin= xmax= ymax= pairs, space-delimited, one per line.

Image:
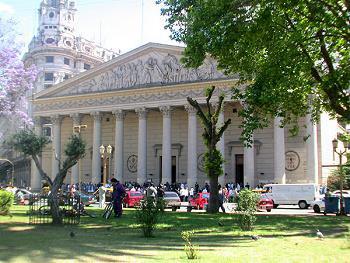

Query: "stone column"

xmin=159 ymin=106 xmax=172 ymax=184
xmin=306 ymin=114 xmax=319 ymax=184
xmin=31 ymin=117 xmax=43 ymax=191
xmin=244 ymin=139 xmax=255 ymax=188
xmin=51 ymin=115 xmax=62 ymax=180
xmin=135 ymin=107 xmax=147 ymax=185
xmin=274 ymin=117 xmax=286 ymax=184
xmin=113 ymin=109 xmax=125 ymax=182
xmin=185 ymin=104 xmax=197 ymax=188
xmin=70 ymin=113 xmax=81 ymax=184
xmin=91 ymin=111 xmax=102 ymax=184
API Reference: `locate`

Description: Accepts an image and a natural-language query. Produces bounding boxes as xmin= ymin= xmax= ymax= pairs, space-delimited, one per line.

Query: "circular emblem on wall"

xmin=197 ymin=153 xmax=205 ymax=172
xmin=285 ymin=151 xmax=300 ymax=171
xmin=127 ymin=155 xmax=138 ymax=173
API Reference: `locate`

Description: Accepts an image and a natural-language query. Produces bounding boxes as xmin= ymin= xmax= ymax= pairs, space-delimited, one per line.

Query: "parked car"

xmin=263 ymin=184 xmax=319 ymax=209
xmin=163 ymin=191 xmax=181 ymax=210
xmin=15 ymin=189 xmax=37 ymax=205
xmin=258 ymin=194 xmax=273 ymax=212
xmin=189 ymin=192 xmax=210 ymax=210
xmin=123 ymin=191 xmax=143 ymax=208
xmin=75 ymin=191 xmax=96 ymax=206
xmin=311 ymin=190 xmax=350 ymax=213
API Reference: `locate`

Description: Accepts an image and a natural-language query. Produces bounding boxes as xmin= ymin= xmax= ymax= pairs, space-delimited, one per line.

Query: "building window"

xmin=64 ymin=58 xmax=70 ymax=65
xmin=84 ymin=63 xmax=91 ymax=70
xmin=44 ymin=72 xmax=54 ymax=81
xmin=49 ymin=12 xmax=55 ymax=18
xmin=74 ymin=61 xmax=77 ymax=68
xmin=45 ymin=56 xmax=54 ymax=63
xmin=46 ymin=38 xmax=55 ymax=44
xmin=43 ymin=125 xmax=52 ymax=138
xmin=63 ymin=74 xmax=70 ymax=80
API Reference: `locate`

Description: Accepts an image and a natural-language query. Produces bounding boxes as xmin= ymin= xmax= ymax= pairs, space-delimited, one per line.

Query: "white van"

xmin=262 ymin=184 xmax=319 ymax=209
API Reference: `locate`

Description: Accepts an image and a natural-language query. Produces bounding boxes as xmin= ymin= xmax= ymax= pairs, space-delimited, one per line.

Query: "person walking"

xmin=98 ymin=184 xmax=106 ymax=208
xmin=111 ymin=178 xmax=125 ymax=218
xmin=218 ymin=186 xmax=226 ymax=213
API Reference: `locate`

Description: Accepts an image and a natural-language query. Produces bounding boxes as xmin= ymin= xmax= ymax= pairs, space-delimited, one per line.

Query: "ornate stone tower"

xmin=24 ymin=0 xmax=118 ymax=93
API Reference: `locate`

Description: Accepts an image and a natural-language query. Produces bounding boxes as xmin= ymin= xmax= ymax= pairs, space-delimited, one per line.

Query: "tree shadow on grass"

xmin=0 ymin=207 xmax=349 ymax=262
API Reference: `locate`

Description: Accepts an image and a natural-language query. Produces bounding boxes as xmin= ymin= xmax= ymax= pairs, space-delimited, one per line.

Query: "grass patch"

xmin=0 ymin=206 xmax=349 ymax=262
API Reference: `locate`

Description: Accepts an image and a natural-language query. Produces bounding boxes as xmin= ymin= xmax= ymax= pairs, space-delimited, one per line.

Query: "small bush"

xmin=135 ymin=197 xmax=164 ymax=237
xmin=0 ymin=190 xmax=14 ymax=215
xmin=236 ymin=189 xmax=259 ymax=231
xmin=181 ymin=230 xmax=199 ymax=259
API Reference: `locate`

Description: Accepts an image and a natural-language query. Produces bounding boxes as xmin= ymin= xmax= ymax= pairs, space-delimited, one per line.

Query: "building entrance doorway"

xmin=235 ymin=154 xmax=244 ymax=186
xmin=159 ymin=156 xmax=177 ymax=184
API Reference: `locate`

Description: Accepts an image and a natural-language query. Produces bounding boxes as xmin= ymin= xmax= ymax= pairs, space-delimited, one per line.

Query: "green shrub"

xmin=236 ymin=189 xmax=259 ymax=231
xmin=327 ymin=166 xmax=350 ymax=191
xmin=181 ymin=230 xmax=199 ymax=259
xmin=0 ymin=190 xmax=14 ymax=215
xmin=135 ymin=197 xmax=164 ymax=237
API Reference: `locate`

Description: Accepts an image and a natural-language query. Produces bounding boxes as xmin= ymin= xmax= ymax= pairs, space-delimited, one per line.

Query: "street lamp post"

xmin=332 ymin=138 xmax=350 ymax=216
xmin=99 ymin=145 xmax=112 ymax=185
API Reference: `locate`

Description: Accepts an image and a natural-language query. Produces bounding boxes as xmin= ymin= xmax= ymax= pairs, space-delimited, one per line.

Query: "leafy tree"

xmin=158 ymin=0 xmax=350 ymax=141
xmin=236 ymin=189 xmax=259 ymax=230
xmin=187 ymin=86 xmax=231 ymax=213
xmin=10 ymin=129 xmax=85 ymax=224
xmin=0 ymin=18 xmax=37 ymax=143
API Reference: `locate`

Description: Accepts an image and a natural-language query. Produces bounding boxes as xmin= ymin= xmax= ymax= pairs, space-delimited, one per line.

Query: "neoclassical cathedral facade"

xmin=30 ymin=41 xmax=340 ymax=191
xmin=26 ymin=1 xmax=340 ymax=191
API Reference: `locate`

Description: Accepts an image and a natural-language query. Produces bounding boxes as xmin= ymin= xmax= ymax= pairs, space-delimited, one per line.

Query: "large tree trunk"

xmin=207 ymin=174 xmax=219 ymax=213
xmin=49 ymin=184 xmax=62 ymax=225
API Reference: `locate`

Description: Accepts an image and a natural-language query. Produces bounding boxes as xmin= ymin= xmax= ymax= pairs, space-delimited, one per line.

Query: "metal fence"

xmin=28 ymin=194 xmax=81 ymax=225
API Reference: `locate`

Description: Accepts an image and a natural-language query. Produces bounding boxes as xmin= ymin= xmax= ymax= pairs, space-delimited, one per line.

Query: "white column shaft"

xmin=114 ymin=110 xmax=125 ymax=182
xmin=186 ymin=106 xmax=197 ymax=188
xmin=244 ymin=140 xmax=255 ymax=188
xmin=31 ymin=118 xmax=42 ymax=191
xmin=136 ymin=108 xmax=147 ymax=184
xmin=92 ymin=112 xmax=102 ymax=184
xmin=160 ymin=106 xmax=172 ymax=184
xmin=274 ymin=117 xmax=286 ymax=184
xmin=71 ymin=114 xmax=81 ymax=184
xmin=51 ymin=116 xmax=61 ymax=180
xmin=306 ymin=114 xmax=319 ymax=184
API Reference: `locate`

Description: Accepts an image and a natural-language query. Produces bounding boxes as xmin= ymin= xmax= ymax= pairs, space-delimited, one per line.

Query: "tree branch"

xmin=316 ymin=30 xmax=335 ymax=74
xmin=187 ymin=96 xmax=211 ymax=130
xmin=32 ymin=155 xmax=53 ymax=186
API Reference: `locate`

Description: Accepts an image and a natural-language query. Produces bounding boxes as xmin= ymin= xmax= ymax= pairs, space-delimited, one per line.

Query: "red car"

xmin=258 ymin=194 xmax=273 ymax=212
xmin=189 ymin=192 xmax=210 ymax=210
xmin=123 ymin=191 xmax=144 ymax=208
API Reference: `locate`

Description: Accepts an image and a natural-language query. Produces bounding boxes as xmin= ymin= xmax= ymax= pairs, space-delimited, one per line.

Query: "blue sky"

xmin=0 ymin=0 xmax=181 ymax=54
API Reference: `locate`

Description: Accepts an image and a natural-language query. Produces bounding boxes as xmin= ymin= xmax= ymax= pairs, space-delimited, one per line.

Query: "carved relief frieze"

xmin=52 ymin=52 xmax=227 ymax=97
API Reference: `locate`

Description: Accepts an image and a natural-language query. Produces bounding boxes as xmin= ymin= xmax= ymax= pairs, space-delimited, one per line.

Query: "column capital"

xmin=70 ymin=113 xmax=82 ymax=125
xmin=50 ymin=114 xmax=62 ymax=125
xmin=113 ymin=109 xmax=126 ymax=121
xmin=135 ymin=107 xmax=148 ymax=120
xmin=90 ymin=111 xmax=102 ymax=121
xmin=184 ymin=104 xmax=197 ymax=116
xmin=159 ymin=105 xmax=172 ymax=117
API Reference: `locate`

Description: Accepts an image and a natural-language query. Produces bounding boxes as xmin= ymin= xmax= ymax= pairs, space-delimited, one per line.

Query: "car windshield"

xmin=130 ymin=192 xmax=142 ymax=197
xmin=165 ymin=192 xmax=178 ymax=198
xmin=201 ymin=193 xmax=209 ymax=199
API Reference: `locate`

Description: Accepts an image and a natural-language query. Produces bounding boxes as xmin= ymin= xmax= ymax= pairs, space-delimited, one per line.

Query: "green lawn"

xmin=0 ymin=206 xmax=349 ymax=263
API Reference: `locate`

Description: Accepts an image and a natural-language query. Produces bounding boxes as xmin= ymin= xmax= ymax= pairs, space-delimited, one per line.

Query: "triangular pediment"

xmin=35 ymin=42 xmax=227 ymax=99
